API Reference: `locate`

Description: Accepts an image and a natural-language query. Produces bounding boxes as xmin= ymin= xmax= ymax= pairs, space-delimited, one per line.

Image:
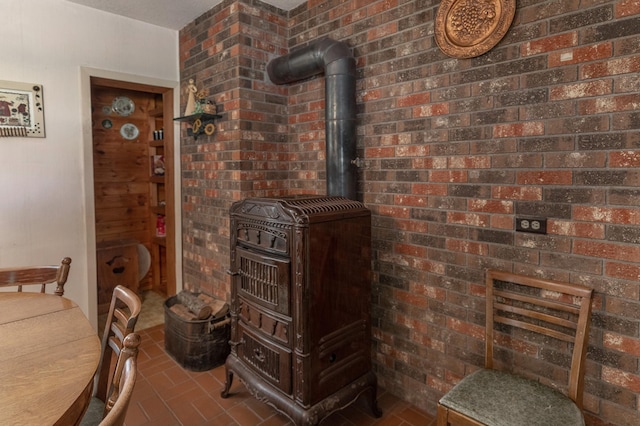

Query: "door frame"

xmin=80 ymin=67 xmax=182 ymax=330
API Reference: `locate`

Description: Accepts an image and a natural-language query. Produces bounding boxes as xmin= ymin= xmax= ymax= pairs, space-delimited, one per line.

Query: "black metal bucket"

xmin=164 ymin=295 xmax=230 ymax=371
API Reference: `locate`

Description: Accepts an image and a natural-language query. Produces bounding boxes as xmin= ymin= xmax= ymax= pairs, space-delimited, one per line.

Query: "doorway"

xmin=89 ymin=77 xmax=176 ymax=323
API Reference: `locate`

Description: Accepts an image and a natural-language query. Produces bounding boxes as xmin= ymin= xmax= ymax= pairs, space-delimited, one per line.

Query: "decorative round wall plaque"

xmin=120 ymin=123 xmax=139 ymax=140
xmin=112 ymin=96 xmax=135 ymax=116
xmin=435 ymin=0 xmax=516 ymax=59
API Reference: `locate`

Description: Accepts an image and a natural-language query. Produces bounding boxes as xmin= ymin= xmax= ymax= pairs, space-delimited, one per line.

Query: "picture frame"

xmin=0 ymin=80 xmax=45 ymax=138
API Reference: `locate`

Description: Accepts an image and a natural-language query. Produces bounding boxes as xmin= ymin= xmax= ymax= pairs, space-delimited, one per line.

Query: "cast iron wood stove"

xmin=221 ymin=195 xmax=381 ymax=425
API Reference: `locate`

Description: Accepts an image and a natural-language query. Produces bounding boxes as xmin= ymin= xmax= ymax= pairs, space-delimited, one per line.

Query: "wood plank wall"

xmin=91 ymin=86 xmax=158 ymax=293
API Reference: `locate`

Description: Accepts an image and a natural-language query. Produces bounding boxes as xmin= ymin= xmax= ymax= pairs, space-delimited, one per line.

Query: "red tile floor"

xmin=125 ymin=325 xmax=435 ymax=426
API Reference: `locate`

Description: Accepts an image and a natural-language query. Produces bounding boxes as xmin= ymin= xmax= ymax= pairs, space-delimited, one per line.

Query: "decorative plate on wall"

xmin=435 ymin=0 xmax=516 ymax=59
xmin=112 ymin=96 xmax=135 ymax=116
xmin=120 ymin=123 xmax=139 ymax=140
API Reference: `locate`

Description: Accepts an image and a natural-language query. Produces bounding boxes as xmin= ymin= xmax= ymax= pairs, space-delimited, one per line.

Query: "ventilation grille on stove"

xmin=282 ymin=196 xmax=364 ymax=215
xmin=239 ymin=256 xmax=279 ymax=305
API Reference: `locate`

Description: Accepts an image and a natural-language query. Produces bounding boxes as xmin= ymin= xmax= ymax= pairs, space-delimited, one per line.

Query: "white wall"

xmin=0 ymin=0 xmax=181 ymax=328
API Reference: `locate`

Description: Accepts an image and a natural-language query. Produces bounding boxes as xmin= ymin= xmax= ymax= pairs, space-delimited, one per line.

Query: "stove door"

xmin=237 ymin=323 xmax=292 ymax=395
xmin=235 ymin=247 xmax=291 ymax=316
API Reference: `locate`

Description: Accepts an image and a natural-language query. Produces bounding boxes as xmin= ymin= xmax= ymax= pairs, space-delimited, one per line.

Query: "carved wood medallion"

xmin=435 ymin=0 xmax=516 ymax=58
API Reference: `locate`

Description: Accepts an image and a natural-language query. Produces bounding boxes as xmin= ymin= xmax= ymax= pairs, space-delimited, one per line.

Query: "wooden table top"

xmin=0 ymin=292 xmax=101 ymax=426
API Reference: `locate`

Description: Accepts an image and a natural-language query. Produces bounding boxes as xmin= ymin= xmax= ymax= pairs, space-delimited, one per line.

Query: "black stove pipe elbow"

xmin=267 ymin=38 xmax=357 ymax=200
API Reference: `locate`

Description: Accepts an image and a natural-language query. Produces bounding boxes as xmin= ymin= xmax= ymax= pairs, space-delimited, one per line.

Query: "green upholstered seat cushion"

xmin=439 ymin=369 xmax=584 ymax=426
xmin=79 ymin=397 xmax=105 ymax=426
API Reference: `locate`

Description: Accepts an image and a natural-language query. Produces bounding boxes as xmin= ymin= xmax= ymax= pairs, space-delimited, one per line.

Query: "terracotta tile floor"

xmin=125 ymin=325 xmax=435 ymax=426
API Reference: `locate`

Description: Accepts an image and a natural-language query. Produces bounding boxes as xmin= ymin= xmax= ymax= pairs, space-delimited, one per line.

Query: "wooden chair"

xmin=101 ymin=332 xmax=140 ymax=426
xmin=437 ymin=270 xmax=594 ymax=426
xmin=0 ymin=257 xmax=71 ymax=296
xmin=80 ymin=285 xmax=141 ymax=426
xmin=82 ymin=333 xmax=141 ymax=426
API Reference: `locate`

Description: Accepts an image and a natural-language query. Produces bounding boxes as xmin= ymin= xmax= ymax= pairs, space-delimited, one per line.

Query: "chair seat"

xmin=439 ymin=369 xmax=585 ymax=426
xmin=79 ymin=397 xmax=105 ymax=426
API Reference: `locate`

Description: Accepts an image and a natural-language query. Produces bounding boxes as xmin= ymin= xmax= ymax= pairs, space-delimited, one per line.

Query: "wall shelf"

xmin=174 ymin=113 xmax=222 ymax=139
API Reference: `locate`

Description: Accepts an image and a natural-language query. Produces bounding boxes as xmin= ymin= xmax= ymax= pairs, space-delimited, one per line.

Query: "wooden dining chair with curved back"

xmin=437 ymin=269 xmax=594 ymax=426
xmin=80 ymin=284 xmax=141 ymax=426
xmin=0 ymin=257 xmax=71 ymax=296
xmin=99 ymin=332 xmax=141 ymax=426
xmin=81 ymin=332 xmax=141 ymax=426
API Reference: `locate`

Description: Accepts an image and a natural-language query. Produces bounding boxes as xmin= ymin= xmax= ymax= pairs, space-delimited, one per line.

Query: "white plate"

xmin=112 ymin=96 xmax=135 ymax=116
xmin=120 ymin=123 xmax=139 ymax=140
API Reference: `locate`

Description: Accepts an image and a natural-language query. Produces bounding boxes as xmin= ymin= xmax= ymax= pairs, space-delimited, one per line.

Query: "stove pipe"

xmin=267 ymin=38 xmax=357 ymax=200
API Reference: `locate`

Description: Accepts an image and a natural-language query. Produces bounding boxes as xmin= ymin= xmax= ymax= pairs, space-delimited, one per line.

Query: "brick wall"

xmin=180 ymin=1 xmax=640 ymax=424
xmin=180 ymin=0 xmax=291 ymax=300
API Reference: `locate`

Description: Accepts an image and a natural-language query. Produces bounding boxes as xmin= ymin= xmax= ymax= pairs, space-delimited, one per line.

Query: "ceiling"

xmin=66 ymin=0 xmax=306 ymax=30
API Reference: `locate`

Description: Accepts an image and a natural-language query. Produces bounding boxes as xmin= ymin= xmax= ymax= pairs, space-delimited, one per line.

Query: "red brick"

xmin=429 ymin=170 xmax=467 ymax=183
xmin=491 ymin=215 xmax=514 ymax=230
xmin=446 ymin=317 xmax=484 ymax=340
xmin=606 ymin=262 xmax=640 ymax=281
xmin=361 ymin=89 xmax=383 ymax=102
xmin=414 ymin=103 xmax=450 ymax=117
xmin=580 ymin=94 xmax=640 ymax=115
xmin=397 ymin=92 xmax=430 ymax=107
xmin=548 ymin=42 xmax=612 ymax=67
xmin=549 ymin=220 xmax=605 ymax=239
xmin=492 ymin=186 xmax=543 ymax=200
xmin=394 ymin=289 xmax=429 ymax=311
xmin=428 ymin=376 xmax=453 ymax=394
xmin=367 ymin=22 xmax=397 ymax=41
xmin=574 ymin=240 xmax=640 ymax=262
xmin=378 ymin=205 xmax=410 ymax=218
xmin=495 ymin=334 xmax=538 ymax=357
xmin=394 ymin=194 xmax=428 ymax=207
xmin=365 ymin=147 xmax=395 ymax=158
xmin=616 ymin=0 xmax=640 ymax=17
xmin=395 ymin=219 xmax=429 ymax=233
xmin=573 ymin=206 xmax=640 ymax=224
xmin=609 ymin=150 xmax=640 ymax=168
xmin=412 ymin=157 xmax=434 ymax=169
xmin=447 ymin=212 xmax=489 ymax=227
xmin=521 ymin=32 xmax=578 ymax=56
xmin=469 ymin=283 xmax=486 ymax=298
xmin=410 ymin=183 xmax=448 ymax=196
xmin=448 ymin=155 xmax=491 ymax=169
xmin=328 ymin=1 xmax=356 ymax=20
xmin=604 ymin=332 xmax=640 ymax=356
xmin=549 ymin=79 xmax=612 ymax=100
xmin=468 ymin=199 xmax=513 ymax=214
xmin=396 ymin=144 xmax=429 ymax=157
xmin=602 ymin=366 xmax=640 ymax=393
xmin=446 ymin=239 xmax=488 ymax=256
xmin=410 ymin=282 xmax=446 ymax=301
xmin=516 ymin=171 xmax=573 ymax=185
xmin=493 ymin=122 xmax=544 ymax=138
xmin=412 ymin=332 xmax=445 ymax=352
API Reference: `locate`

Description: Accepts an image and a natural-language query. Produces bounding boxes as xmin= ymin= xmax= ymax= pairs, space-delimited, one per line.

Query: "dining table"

xmin=0 ymin=291 xmax=101 ymax=426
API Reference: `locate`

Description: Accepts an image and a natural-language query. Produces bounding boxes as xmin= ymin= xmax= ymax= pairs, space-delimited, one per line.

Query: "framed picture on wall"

xmin=0 ymin=80 xmax=45 ymax=138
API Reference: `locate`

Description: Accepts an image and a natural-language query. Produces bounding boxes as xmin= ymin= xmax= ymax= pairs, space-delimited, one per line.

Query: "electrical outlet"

xmin=516 ymin=217 xmax=547 ymax=234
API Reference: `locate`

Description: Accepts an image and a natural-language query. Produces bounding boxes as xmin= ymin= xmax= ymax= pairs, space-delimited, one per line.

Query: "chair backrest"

xmin=485 ymin=270 xmax=593 ymax=408
xmin=0 ymin=257 xmax=71 ymax=296
xmin=95 ymin=285 xmax=142 ymax=402
xmin=100 ymin=333 xmax=141 ymax=426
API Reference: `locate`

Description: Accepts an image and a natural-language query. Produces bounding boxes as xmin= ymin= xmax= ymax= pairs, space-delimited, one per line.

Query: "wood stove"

xmin=221 ymin=195 xmax=380 ymax=425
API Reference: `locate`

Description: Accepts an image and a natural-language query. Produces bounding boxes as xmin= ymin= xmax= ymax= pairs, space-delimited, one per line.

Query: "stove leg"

xmin=221 ymin=366 xmax=234 ymax=398
xmin=365 ymin=384 xmax=383 ymax=418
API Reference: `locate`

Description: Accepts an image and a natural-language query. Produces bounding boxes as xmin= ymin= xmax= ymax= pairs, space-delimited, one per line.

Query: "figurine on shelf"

xmin=201 ymin=99 xmax=217 ymax=114
xmin=184 ymin=78 xmax=198 ymax=116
